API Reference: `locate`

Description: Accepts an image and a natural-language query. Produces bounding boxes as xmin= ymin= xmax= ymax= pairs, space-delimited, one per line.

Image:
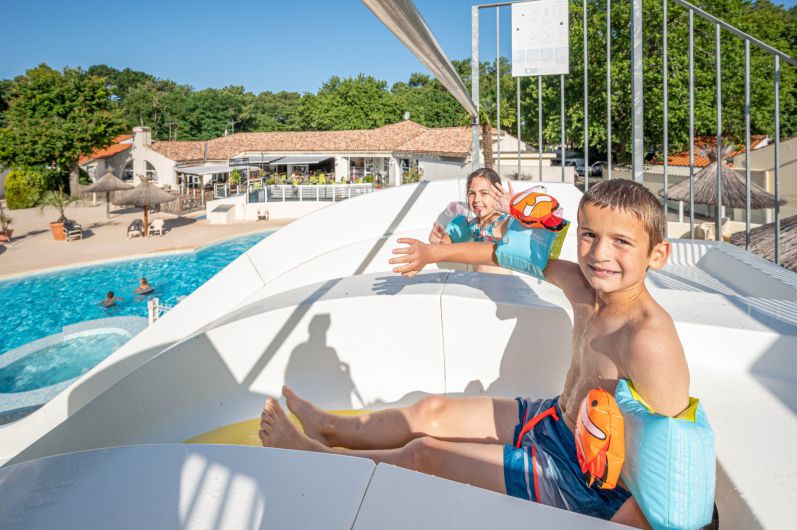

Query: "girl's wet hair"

xmin=466 ymin=168 xmax=502 ymax=191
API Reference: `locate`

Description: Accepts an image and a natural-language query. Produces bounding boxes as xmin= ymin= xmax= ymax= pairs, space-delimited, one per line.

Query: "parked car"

xmin=574 ymin=160 xmax=607 ymax=178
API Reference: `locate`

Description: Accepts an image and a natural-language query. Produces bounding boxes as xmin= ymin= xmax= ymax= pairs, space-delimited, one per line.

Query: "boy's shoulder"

xmin=623 ymin=299 xmax=690 ymax=416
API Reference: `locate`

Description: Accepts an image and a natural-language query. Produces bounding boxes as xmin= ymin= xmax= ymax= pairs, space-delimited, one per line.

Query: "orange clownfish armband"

xmin=574 ymin=388 xmax=626 ymax=490
xmin=508 ymin=190 xmax=567 ymax=232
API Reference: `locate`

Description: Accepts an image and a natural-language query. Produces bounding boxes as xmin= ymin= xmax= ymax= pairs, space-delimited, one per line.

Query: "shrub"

xmin=5 ymin=167 xmax=54 ymax=209
xmin=318 ymin=174 xmax=327 ymax=185
xmin=363 ymin=175 xmax=374 ymax=183
xmin=79 ymin=168 xmax=91 ymax=185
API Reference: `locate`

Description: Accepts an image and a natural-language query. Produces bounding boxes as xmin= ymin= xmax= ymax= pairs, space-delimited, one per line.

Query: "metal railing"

xmin=467 ymin=0 xmax=795 ymax=266
xmin=247 ymin=183 xmax=376 ymax=203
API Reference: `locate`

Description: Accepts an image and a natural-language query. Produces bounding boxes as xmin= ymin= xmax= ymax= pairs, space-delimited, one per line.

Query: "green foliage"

xmin=298 ymin=75 xmax=401 ymax=130
xmin=4 ymin=167 xmax=57 ymax=209
xmin=79 ymin=168 xmax=91 ymax=185
xmin=230 ymin=169 xmax=242 ymax=186
xmin=317 ymin=173 xmax=327 ymax=185
xmin=37 ymin=186 xmax=81 ymax=223
xmin=403 ymin=168 xmax=422 ymax=184
xmin=363 ymin=175 xmax=375 ymax=183
xmin=0 ymin=65 xmax=123 ymax=187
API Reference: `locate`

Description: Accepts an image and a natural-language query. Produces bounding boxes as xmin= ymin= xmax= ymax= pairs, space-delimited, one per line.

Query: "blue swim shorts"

xmin=503 ymin=396 xmax=631 ymax=520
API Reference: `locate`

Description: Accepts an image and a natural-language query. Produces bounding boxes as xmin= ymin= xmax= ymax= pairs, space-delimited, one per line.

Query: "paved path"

xmin=0 ymin=200 xmax=292 ymax=278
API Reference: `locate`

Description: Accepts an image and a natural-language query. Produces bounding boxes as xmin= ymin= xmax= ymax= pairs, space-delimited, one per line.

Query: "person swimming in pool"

xmin=133 ymin=277 xmax=154 ymax=295
xmin=258 ymin=179 xmax=693 ymax=529
xmin=99 ymin=291 xmax=122 ymax=308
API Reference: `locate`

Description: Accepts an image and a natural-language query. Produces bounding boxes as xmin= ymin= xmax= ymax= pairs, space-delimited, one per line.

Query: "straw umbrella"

xmin=82 ymin=169 xmax=133 ymax=219
xmin=114 ymin=176 xmax=177 ymax=237
xmin=661 ymin=145 xmax=778 ymax=210
xmin=729 ymin=214 xmax=797 ymax=272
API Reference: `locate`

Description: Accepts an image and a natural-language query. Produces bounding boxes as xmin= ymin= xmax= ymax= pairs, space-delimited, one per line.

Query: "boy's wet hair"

xmin=107 ymin=291 xmax=114 ymax=298
xmin=579 ymin=179 xmax=665 ymax=252
xmin=466 ymin=167 xmax=501 ymax=191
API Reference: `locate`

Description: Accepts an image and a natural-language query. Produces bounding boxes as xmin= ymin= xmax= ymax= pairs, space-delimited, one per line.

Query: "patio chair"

xmin=63 ymin=220 xmax=83 ymax=242
xmin=127 ymin=219 xmax=144 ymax=239
xmin=149 ymin=218 xmax=165 ymax=237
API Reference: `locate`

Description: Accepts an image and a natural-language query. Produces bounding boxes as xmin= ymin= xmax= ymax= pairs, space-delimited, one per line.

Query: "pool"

xmin=0 ymin=329 xmax=131 ymax=393
xmin=0 ymin=231 xmax=272 ymax=357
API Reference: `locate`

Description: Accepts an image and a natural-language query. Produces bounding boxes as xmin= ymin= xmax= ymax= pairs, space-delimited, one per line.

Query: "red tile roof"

xmin=79 ymin=141 xmax=132 ymax=165
xmin=655 ymin=135 xmax=767 ymax=167
xmin=148 ymin=120 xmax=472 ymax=162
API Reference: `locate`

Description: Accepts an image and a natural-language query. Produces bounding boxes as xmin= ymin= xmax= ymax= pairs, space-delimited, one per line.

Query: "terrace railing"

xmin=247 ymin=183 xmax=376 ymax=203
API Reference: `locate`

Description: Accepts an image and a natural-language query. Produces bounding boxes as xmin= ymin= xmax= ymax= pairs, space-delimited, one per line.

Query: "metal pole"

xmin=496 ymin=7 xmax=501 ymax=175
xmin=744 ymin=39 xmax=751 ymax=250
xmin=688 ymin=10 xmax=695 ymax=238
xmin=561 ymin=75 xmax=566 ymax=183
xmin=538 ymin=76 xmax=543 ymax=180
xmin=517 ymin=77 xmax=522 ymax=179
xmin=630 ymin=0 xmax=644 ymax=182
xmin=774 ymin=54 xmax=781 ymax=265
xmin=472 ymin=6 xmax=481 ymax=170
xmin=606 ymin=0 xmax=612 ymax=180
xmin=715 ymin=23 xmax=722 ymax=242
xmin=663 ymin=0 xmax=669 ymax=236
xmin=583 ymin=0 xmax=589 ymax=190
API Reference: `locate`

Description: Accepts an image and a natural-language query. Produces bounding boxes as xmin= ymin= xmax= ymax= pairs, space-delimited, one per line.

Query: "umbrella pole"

xmin=143 ymin=205 xmax=149 ymax=237
xmin=106 ymin=192 xmax=111 ymax=220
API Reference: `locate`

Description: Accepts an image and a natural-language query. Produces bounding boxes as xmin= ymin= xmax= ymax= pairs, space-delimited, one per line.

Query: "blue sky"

xmin=1 ymin=0 xmax=794 ymax=94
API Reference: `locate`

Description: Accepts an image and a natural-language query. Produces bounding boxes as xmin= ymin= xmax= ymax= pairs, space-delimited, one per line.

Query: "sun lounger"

xmin=63 ymin=221 xmax=83 ymax=242
xmin=148 ymin=219 xmax=165 ymax=237
xmin=127 ymin=219 xmax=144 ymax=239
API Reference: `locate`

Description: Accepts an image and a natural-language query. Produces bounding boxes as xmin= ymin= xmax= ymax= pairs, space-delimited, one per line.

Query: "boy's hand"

xmin=390 ymin=238 xmax=434 ymax=277
xmin=428 ymin=223 xmax=451 ymax=244
xmin=489 ymin=180 xmax=515 ymax=215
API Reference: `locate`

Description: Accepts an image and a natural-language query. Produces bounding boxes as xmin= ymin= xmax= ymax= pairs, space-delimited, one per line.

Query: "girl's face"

xmin=467 ymin=176 xmax=497 ymax=219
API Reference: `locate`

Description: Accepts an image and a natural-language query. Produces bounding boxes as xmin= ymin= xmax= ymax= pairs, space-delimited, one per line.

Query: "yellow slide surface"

xmin=186 ymin=410 xmax=366 ymax=447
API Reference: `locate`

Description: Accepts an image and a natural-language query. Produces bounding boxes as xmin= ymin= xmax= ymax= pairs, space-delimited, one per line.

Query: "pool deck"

xmin=0 ymin=200 xmax=293 ymax=279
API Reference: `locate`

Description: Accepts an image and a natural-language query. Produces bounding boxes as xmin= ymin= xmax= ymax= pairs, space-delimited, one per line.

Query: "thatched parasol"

xmin=729 ymin=214 xmax=797 ymax=272
xmin=82 ymin=169 xmax=133 ymax=219
xmin=661 ymin=145 xmax=779 ymax=209
xmin=114 ymin=176 xmax=176 ymax=236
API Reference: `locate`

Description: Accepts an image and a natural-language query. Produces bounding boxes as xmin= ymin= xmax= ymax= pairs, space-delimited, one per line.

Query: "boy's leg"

xmin=284 ymin=386 xmax=519 ymax=449
xmin=261 ymin=397 xmax=508 ymax=495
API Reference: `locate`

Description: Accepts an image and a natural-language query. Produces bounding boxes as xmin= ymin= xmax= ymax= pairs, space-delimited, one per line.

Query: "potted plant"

xmin=38 ymin=186 xmax=81 ymax=241
xmin=0 ymin=213 xmax=12 ymax=242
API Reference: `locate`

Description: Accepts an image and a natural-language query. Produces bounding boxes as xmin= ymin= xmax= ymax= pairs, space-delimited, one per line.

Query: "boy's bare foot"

xmin=259 ymin=397 xmax=325 ymax=452
xmin=282 ymin=386 xmax=334 ymax=447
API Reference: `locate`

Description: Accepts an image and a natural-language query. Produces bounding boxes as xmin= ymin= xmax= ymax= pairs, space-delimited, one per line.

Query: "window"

xmin=145 ymin=161 xmax=158 ymax=182
xmin=122 ymin=161 xmax=134 ymax=181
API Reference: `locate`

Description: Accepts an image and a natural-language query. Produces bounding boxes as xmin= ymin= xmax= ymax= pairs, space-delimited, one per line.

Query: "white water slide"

xmin=1 ymin=179 xmax=795 ymax=529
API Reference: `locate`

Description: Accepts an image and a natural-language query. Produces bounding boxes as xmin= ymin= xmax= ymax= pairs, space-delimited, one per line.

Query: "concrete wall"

xmin=132 ymin=127 xmax=178 ymax=189
xmin=418 ymin=158 xmax=469 ymax=181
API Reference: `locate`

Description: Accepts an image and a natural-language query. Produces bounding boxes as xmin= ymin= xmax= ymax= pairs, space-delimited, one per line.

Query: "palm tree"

xmin=469 ymin=95 xmax=516 ymax=170
xmin=38 ymin=186 xmax=81 ymax=223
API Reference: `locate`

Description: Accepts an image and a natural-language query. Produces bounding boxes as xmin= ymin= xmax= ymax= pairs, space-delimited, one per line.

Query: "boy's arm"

xmin=391 ymin=238 xmax=496 ymax=276
xmin=624 ymin=323 xmax=690 ymax=417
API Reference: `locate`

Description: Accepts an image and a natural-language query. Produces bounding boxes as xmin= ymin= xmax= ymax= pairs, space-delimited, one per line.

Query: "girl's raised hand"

xmin=428 ymin=223 xmax=451 ymax=244
xmin=489 ymin=179 xmax=515 ymax=215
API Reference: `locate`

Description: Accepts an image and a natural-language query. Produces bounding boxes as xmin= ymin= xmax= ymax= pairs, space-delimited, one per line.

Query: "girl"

xmin=429 ymin=168 xmax=511 ymax=274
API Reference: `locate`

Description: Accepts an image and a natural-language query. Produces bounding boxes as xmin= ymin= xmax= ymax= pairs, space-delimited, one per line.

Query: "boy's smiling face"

xmin=576 ymin=203 xmax=670 ymax=295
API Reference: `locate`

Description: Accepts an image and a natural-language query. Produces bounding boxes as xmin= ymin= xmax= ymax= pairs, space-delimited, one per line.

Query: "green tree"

xmin=298 ymin=75 xmax=401 ymax=130
xmin=252 ymin=90 xmax=303 ymax=131
xmin=0 ymin=65 xmax=122 ymax=192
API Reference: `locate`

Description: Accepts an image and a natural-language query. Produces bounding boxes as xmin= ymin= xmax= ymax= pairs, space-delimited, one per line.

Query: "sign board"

xmin=511 ymin=0 xmax=569 ymax=77
xmin=228 ymin=157 xmax=250 ymax=167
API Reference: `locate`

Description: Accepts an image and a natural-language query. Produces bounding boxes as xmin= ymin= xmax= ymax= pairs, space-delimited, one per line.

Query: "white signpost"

xmin=511 ymin=0 xmax=570 ymax=77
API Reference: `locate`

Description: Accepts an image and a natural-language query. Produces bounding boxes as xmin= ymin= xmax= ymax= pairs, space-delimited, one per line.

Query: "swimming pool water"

xmin=0 ymin=231 xmax=272 ymax=356
xmin=0 ymin=330 xmax=131 ymax=393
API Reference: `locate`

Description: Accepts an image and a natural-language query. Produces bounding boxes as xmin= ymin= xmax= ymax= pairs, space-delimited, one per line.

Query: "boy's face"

xmin=576 ymin=203 xmax=670 ymax=294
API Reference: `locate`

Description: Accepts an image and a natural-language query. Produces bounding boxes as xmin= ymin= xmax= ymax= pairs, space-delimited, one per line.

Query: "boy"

xmin=133 ymin=277 xmax=154 ymax=295
xmin=99 ymin=291 xmax=123 ymax=308
xmin=259 ymin=179 xmax=689 ymax=528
